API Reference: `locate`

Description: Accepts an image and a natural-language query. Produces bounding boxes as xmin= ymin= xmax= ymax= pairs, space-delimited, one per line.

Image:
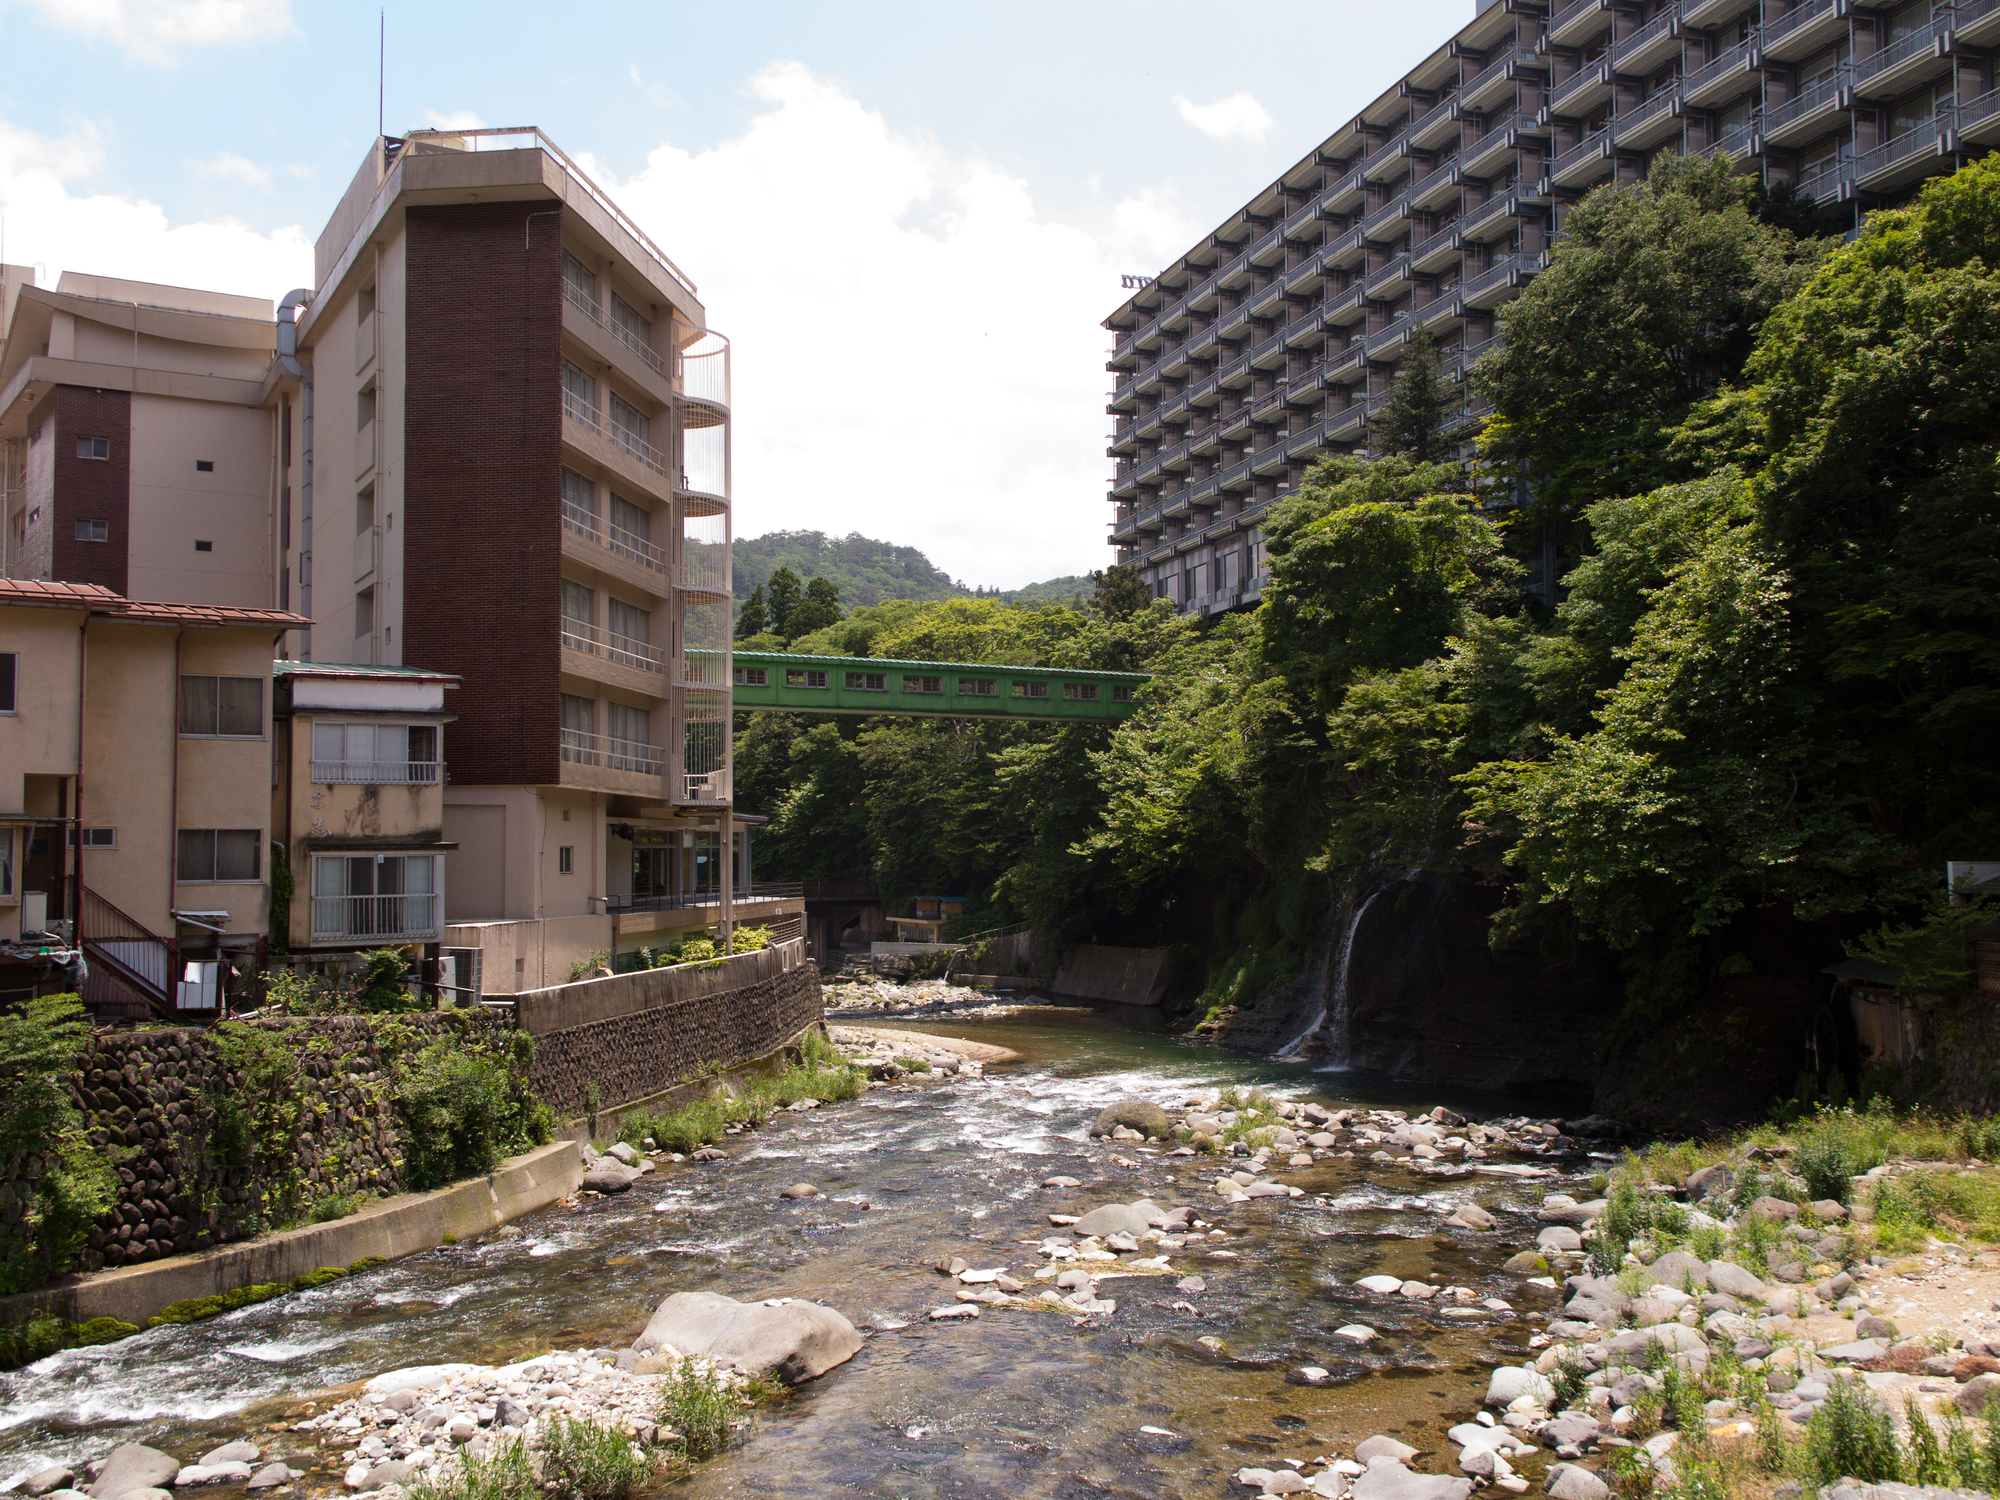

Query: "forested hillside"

xmin=735 ymin=156 xmax=2000 ymax=1120
xmin=731 ymin=531 xmax=1095 ymax=612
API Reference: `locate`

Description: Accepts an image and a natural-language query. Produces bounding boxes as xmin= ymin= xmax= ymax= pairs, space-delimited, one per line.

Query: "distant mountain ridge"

xmin=732 ymin=530 xmax=1090 ymax=610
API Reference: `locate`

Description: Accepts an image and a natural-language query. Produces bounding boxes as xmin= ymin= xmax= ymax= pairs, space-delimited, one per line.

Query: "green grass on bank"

xmin=615 ymin=1031 xmax=865 ymax=1157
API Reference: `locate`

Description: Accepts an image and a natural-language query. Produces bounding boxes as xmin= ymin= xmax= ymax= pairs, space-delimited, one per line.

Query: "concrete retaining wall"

xmin=1049 ymin=943 xmax=1172 ymax=1007
xmin=514 ymin=939 xmax=803 ymax=1034
xmin=0 ymin=1139 xmax=583 ymax=1330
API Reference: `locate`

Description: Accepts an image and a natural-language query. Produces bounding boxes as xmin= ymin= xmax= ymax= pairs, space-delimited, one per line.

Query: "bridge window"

xmin=845 ymin=672 xmax=888 ymax=692
xmin=1112 ymin=684 xmax=1134 ymax=703
xmin=733 ymin=666 xmax=768 ymax=687
xmin=903 ymin=675 xmax=942 ymax=694
xmin=957 ymin=678 xmax=995 ymax=696
xmin=1010 ymin=681 xmax=1049 ymax=700
xmin=1063 ymin=683 xmax=1100 ymax=702
xmin=785 ymin=669 xmax=829 ymax=689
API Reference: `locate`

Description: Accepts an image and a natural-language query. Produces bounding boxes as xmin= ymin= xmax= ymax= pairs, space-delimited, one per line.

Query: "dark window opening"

xmin=195 ymin=460 xmax=215 ymax=472
xmin=195 ymin=540 xmax=213 ymax=552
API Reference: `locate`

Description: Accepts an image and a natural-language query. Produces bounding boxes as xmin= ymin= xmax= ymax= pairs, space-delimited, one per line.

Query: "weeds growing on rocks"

xmin=657 ymin=1361 xmax=740 ymax=1462
xmin=617 ymin=1033 xmax=866 ymax=1157
xmin=535 ymin=1412 xmax=653 ymax=1500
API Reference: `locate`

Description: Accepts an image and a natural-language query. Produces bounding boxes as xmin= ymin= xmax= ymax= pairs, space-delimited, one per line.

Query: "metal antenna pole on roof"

xmin=378 ymin=10 xmax=385 ymax=139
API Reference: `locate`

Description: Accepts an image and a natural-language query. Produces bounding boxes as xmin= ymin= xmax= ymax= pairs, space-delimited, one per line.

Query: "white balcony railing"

xmin=562 ymin=388 xmax=670 ymax=477
xmin=563 ymin=279 xmax=672 ymax=381
xmin=561 ymin=497 xmax=669 ymax=574
xmin=311 ymin=892 xmax=441 ymax=942
xmin=561 ymin=616 xmax=666 ymax=673
xmin=561 ymin=728 xmax=663 ymax=776
xmin=310 ymin=759 xmax=442 ymax=785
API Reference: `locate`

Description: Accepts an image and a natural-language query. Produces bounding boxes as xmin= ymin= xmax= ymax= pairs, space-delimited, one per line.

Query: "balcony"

xmin=1550 ymin=60 xmax=1613 ymax=115
xmin=311 ymin=892 xmax=441 ymax=944
xmin=1612 ymin=88 xmax=1683 ymax=149
xmin=1461 ymin=111 xmax=1525 ymax=175
xmin=563 ymin=388 xmax=670 ymax=479
xmin=1852 ymin=118 xmax=1953 ymax=191
xmin=1462 ymin=46 xmax=1545 ymax=110
xmin=1763 ymin=68 xmax=1852 ymax=144
xmin=1404 ymin=154 xmax=1463 ymax=207
xmin=1614 ymin=6 xmax=1687 ymax=73
xmin=561 ymin=616 xmax=667 ymax=676
xmin=561 ymin=497 xmax=670 ymax=592
xmin=1409 ymin=219 xmax=1464 ymax=268
xmin=1681 ymin=40 xmax=1759 ymax=108
xmin=563 ymin=278 xmax=672 ymax=387
xmin=1461 ymin=251 xmax=1545 ymax=307
xmin=1550 ymin=127 xmax=1614 ymax=187
xmin=1760 ymin=0 xmax=1844 ymax=60
xmin=310 ymin=757 xmax=442 ymax=786
xmin=1364 ymin=254 xmax=1414 ymax=300
xmin=1548 ymin=0 xmax=1612 ymax=46
xmin=1852 ymin=19 xmax=1951 ymax=98
xmin=561 ymin=728 xmax=664 ymax=777
xmin=1407 ymin=92 xmax=1463 ymax=147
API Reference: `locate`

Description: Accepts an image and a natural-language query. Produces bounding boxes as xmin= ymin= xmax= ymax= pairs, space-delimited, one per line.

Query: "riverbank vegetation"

xmin=614 ymin=1030 xmax=864 ymax=1156
xmin=736 ymin=153 xmax=2000 ymax=1105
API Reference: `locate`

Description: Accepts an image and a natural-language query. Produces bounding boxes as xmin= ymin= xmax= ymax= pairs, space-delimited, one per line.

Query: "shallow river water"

xmin=1 ymin=1006 xmax=1597 ymax=1499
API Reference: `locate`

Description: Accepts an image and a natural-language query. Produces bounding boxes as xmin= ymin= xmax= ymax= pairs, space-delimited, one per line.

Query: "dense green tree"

xmin=734 ymin=583 xmax=768 ymax=640
xmin=1475 ymin=152 xmax=1820 ymax=519
xmin=784 ymin=576 xmax=844 ymax=640
xmin=1090 ymin=564 xmax=1151 ymax=622
xmin=1368 ymin=328 xmax=1458 ymax=464
xmin=765 ymin=567 xmax=803 ymax=639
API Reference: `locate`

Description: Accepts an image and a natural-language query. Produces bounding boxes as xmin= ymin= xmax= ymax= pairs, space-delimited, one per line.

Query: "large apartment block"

xmin=0 ymin=128 xmax=788 ymax=995
xmin=1106 ymin=0 xmax=2000 ymax=613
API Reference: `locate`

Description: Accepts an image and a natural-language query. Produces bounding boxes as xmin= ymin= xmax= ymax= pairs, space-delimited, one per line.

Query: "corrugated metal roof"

xmin=0 ymin=579 xmax=310 ymax=629
xmin=274 ymin=660 xmax=459 ymax=683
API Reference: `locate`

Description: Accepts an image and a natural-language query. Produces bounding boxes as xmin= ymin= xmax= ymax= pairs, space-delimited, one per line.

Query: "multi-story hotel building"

xmin=1105 ymin=0 xmax=2000 ymax=613
xmin=0 ymin=128 xmax=793 ymax=995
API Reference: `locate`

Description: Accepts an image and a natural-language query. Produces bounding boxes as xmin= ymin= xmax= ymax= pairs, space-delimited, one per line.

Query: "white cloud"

xmin=0 ymin=117 xmax=311 ymax=300
xmin=597 ymin=62 xmax=1197 ymax=588
xmin=22 ymin=0 xmax=293 ymax=64
xmin=1172 ymin=91 xmax=1278 ymax=144
xmin=629 ymin=67 xmax=679 ymax=109
xmin=420 ymin=109 xmax=486 ymax=131
xmin=191 ymin=151 xmax=273 ymax=190
xmin=284 ymin=162 xmax=317 ymax=180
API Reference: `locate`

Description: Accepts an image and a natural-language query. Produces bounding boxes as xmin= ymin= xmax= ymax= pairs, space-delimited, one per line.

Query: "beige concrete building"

xmin=0 ymin=128 xmax=801 ymax=993
xmin=0 ymin=579 xmax=309 ymax=1014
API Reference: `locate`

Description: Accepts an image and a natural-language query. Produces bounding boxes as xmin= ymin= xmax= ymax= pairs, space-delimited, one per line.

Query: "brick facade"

xmin=403 ymin=202 xmax=564 ymax=786
xmin=44 ymin=387 xmax=132 ymax=594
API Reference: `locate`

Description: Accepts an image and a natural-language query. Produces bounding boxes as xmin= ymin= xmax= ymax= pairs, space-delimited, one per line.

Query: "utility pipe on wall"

xmin=276 ymin=290 xmax=314 ymax=660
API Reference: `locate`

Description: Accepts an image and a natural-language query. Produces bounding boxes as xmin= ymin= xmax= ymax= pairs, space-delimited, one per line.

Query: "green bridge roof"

xmin=727 ymin=651 xmax=1146 ymax=720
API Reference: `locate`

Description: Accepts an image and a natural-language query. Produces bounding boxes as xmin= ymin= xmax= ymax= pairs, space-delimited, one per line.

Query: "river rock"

xmin=345 ymin=1461 xmax=413 ymax=1492
xmin=1685 ymin=1164 xmax=1734 ymax=1201
xmin=1071 ymin=1203 xmax=1155 ymax=1237
xmin=23 ymin=1470 xmax=75 ymax=1497
xmin=1540 ymin=1414 xmax=1599 ymax=1450
xmin=780 ymin=1182 xmax=821 ymax=1199
xmin=1335 ymin=1325 xmax=1378 ymax=1342
xmin=1646 ymin=1250 xmax=1707 ymax=1293
xmin=582 ymin=1162 xmax=640 ymax=1193
xmin=1355 ymin=1436 xmax=1419 ymax=1464
xmin=1705 ymin=1261 xmax=1768 ymax=1299
xmin=365 ymin=1362 xmax=488 ymax=1394
xmin=929 ymin=1305 xmax=979 ymax=1320
xmin=245 ymin=1466 xmax=292 ymax=1492
xmin=1486 ymin=1367 xmax=1554 ymax=1408
xmin=1821 ymin=1339 xmax=1888 ymax=1364
xmin=1536 ymin=1226 xmax=1582 ymax=1253
xmin=1605 ymin=1324 xmax=1704 ymax=1359
xmin=1460 ymin=1448 xmax=1510 ymax=1480
xmin=1089 ymin=1099 xmax=1170 ymax=1139
xmin=1544 ymin=1464 xmax=1610 ymax=1500
xmin=89 ymin=1445 xmax=181 ymax=1499
xmin=1446 ymin=1205 xmax=1495 ymax=1230
xmin=1747 ymin=1196 xmax=1800 ymax=1222
xmin=1504 ymin=1252 xmax=1549 ymax=1275
xmin=1350 ymin=1456 xmax=1473 ymax=1500
xmin=1357 ymin=1275 xmax=1406 ymax=1295
xmin=197 ymin=1445 xmax=259 ymax=1468
xmin=1955 ymin=1374 xmax=2000 ymax=1415
xmin=635 ymin=1290 xmax=862 ymax=1382
xmin=494 ymin=1396 xmax=530 ymax=1428
xmin=606 ymin=1141 xmax=641 ymax=1166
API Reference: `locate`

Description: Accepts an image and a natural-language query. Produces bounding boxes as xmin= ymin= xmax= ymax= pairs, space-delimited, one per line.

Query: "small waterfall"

xmin=1275 ymin=886 xmax=1384 ymax=1063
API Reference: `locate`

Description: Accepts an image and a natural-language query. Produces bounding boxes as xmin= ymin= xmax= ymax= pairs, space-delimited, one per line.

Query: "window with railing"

xmin=311 ymin=853 xmax=440 ymax=941
xmin=311 ymin=722 xmax=440 ymax=784
xmin=609 ymin=392 xmax=650 ymax=461
xmin=611 ymin=294 xmax=651 ymax=360
xmin=610 ymin=494 xmax=654 ymax=565
xmin=562 ymin=361 xmax=596 ymax=425
xmin=561 ymin=578 xmax=594 ymax=651
xmin=606 ymin=701 xmax=653 ymax=772
xmin=561 ymin=466 xmax=597 ymax=536
xmin=564 ymin=253 xmax=599 ymax=315
xmin=606 ymin=597 xmax=653 ymax=671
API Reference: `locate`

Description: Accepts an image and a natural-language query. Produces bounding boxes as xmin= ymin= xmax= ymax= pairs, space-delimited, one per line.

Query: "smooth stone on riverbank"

xmin=929 ymin=1305 xmax=979 ymax=1320
xmin=1070 ymin=1203 xmax=1155 ymax=1237
xmin=780 ymin=1183 xmax=821 ymax=1199
xmin=634 ymin=1291 xmax=862 ymax=1383
xmin=88 ymin=1445 xmax=180 ymax=1499
xmin=1335 ymin=1325 xmax=1379 ymax=1343
xmin=1446 ymin=1205 xmax=1495 ymax=1230
xmin=365 ymin=1362 xmax=487 ymax=1394
xmin=1351 ymin=1456 xmax=1473 ymax=1500
xmin=1486 ymin=1367 xmax=1555 ymax=1408
xmin=1089 ymin=1099 xmax=1171 ymax=1139
xmin=1355 ymin=1436 xmax=1419 ymax=1464
xmin=23 ymin=1469 xmax=75 ymax=1497
xmin=1544 ymin=1464 xmax=1612 ymax=1500
xmin=344 ymin=1461 xmax=414 ymax=1492
xmin=196 ymin=1445 xmax=258 ymax=1468
xmin=1357 ymin=1275 xmax=1406 ymax=1295
xmin=581 ymin=1162 xmax=640 ymax=1193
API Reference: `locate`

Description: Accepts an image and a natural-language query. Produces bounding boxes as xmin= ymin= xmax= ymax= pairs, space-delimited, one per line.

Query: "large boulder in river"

xmin=1070 ymin=1202 xmax=1155 ymax=1237
xmin=89 ymin=1446 xmax=180 ymax=1500
xmin=1089 ymin=1098 xmax=1170 ymax=1139
xmin=1351 ymin=1456 xmax=1473 ymax=1500
xmin=634 ymin=1291 xmax=861 ymax=1384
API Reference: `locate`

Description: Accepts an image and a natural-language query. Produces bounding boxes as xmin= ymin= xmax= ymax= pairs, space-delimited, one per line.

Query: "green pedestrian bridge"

xmin=726 ymin=652 xmax=1147 ymax=721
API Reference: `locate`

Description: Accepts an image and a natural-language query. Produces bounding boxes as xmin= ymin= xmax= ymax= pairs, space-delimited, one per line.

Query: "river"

xmin=0 ymin=1005 xmax=1596 ymax=1499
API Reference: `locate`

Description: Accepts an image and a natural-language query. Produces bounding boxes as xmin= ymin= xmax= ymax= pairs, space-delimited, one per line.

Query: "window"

xmin=611 ymin=293 xmax=651 ymax=351
xmin=177 ymin=829 xmax=261 ymax=882
xmin=67 ymin=827 xmax=116 ymax=849
xmin=559 ymin=846 xmax=574 ymax=875
xmin=903 ymin=675 xmax=942 ymax=694
xmin=1063 ymin=683 xmax=1101 ymax=702
xmin=0 ymin=829 xmax=10 ymax=896
xmin=734 ymin=666 xmax=769 ymax=687
xmin=609 ymin=392 xmax=649 ymax=450
xmin=958 ymin=677 xmax=996 ymax=697
xmin=1112 ymin=684 xmax=1134 ymax=704
xmin=179 ymin=675 xmax=263 ymax=737
xmin=0 ymin=652 xmax=14 ymax=713
xmin=562 ymin=361 xmax=596 ymax=420
xmin=355 ymin=587 xmax=375 ymax=638
xmin=610 ymin=493 xmax=651 ymax=547
xmin=561 ymin=467 xmax=596 ymax=529
xmin=75 ymin=519 xmax=108 ymax=543
xmin=786 ymin=669 xmax=829 ymax=689
xmin=1011 ymin=680 xmax=1050 ymax=700
xmin=606 ymin=702 xmax=652 ymax=771
xmin=195 ymin=460 xmax=214 ymax=473
xmin=76 ymin=437 xmax=109 ymax=460
xmin=195 ymin=540 xmax=213 ymax=552
xmin=607 ymin=597 xmax=650 ymax=646
xmin=845 ymin=672 xmax=887 ymax=692
xmin=311 ymin=853 xmax=439 ymax=940
xmin=563 ymin=252 xmax=598 ymax=309
xmin=560 ymin=693 xmax=596 ymax=763
xmin=312 ymin=722 xmax=439 ymax=783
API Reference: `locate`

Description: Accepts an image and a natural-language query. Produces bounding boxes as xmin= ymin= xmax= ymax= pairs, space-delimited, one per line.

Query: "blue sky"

xmin=0 ymin=0 xmax=1470 ymax=588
